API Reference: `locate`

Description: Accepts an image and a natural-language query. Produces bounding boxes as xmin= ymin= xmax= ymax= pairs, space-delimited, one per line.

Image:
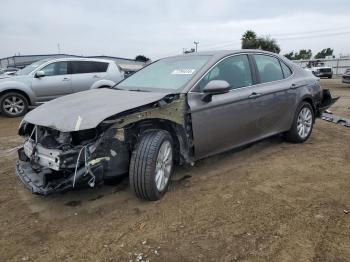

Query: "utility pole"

xmin=57 ymin=43 xmax=61 ymax=54
xmin=194 ymin=41 xmax=199 ymax=52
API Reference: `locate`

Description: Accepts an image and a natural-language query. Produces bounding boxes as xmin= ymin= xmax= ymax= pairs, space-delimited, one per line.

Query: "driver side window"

xmin=41 ymin=62 xmax=68 ymax=76
xmin=197 ymin=55 xmax=253 ymax=92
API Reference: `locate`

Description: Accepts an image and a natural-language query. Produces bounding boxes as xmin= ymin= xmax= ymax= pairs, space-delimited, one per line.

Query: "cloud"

xmin=0 ymin=0 xmax=349 ymax=59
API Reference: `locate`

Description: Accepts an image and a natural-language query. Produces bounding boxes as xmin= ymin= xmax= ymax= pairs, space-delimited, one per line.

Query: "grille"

xmin=319 ymin=68 xmax=332 ymax=73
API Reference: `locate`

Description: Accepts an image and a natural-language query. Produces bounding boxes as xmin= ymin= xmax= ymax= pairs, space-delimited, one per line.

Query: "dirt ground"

xmin=0 ymin=79 xmax=349 ymax=262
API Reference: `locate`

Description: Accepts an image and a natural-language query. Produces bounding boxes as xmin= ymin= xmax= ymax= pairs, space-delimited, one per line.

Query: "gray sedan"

xmin=16 ymin=50 xmax=337 ymax=201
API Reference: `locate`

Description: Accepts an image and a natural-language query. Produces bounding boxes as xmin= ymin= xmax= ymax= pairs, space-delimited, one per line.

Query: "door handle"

xmin=248 ymin=92 xmax=262 ymax=99
xmin=290 ymin=83 xmax=300 ymax=89
xmin=62 ymin=77 xmax=70 ymax=81
xmin=93 ymin=75 xmax=100 ymax=78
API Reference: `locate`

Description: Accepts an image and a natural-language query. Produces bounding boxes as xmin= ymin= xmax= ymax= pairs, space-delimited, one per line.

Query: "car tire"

xmin=285 ymin=102 xmax=314 ymax=143
xmin=0 ymin=92 xmax=29 ymax=117
xmin=328 ymin=75 xmax=332 ymax=79
xmin=129 ymin=130 xmax=174 ymax=201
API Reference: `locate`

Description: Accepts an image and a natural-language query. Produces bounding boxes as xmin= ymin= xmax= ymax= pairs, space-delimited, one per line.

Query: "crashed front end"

xmin=15 ymin=93 xmax=189 ymax=195
xmin=16 ymin=122 xmax=130 ymax=195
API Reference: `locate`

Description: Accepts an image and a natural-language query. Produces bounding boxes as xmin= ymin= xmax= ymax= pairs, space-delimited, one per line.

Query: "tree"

xmin=284 ymin=49 xmax=312 ymax=60
xmin=135 ymin=55 xmax=150 ymax=62
xmin=295 ymin=49 xmax=312 ymax=60
xmin=241 ymin=30 xmax=281 ymax=53
xmin=284 ymin=51 xmax=294 ymax=60
xmin=315 ymin=48 xmax=334 ymax=59
xmin=256 ymin=36 xmax=280 ymax=54
xmin=241 ymin=30 xmax=258 ymax=49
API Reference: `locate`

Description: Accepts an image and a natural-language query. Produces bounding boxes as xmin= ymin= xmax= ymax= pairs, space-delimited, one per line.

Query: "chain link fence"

xmin=293 ymin=58 xmax=350 ymax=75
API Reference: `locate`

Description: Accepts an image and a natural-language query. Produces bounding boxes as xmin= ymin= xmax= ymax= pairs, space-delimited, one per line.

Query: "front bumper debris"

xmin=317 ymin=89 xmax=339 ymax=115
xmin=321 ymin=112 xmax=350 ymax=128
xmin=16 ymin=161 xmax=65 ymax=195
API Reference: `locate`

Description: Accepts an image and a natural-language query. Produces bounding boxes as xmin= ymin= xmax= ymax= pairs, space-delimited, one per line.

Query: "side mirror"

xmin=201 ymin=80 xmax=230 ymax=102
xmin=35 ymin=70 xmax=45 ymax=78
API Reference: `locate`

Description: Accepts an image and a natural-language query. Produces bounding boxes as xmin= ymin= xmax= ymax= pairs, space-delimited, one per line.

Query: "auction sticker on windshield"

xmin=171 ymin=69 xmax=196 ymax=75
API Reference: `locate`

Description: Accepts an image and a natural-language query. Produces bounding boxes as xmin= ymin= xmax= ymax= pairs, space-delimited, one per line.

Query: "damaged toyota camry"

xmin=16 ymin=50 xmax=338 ymax=201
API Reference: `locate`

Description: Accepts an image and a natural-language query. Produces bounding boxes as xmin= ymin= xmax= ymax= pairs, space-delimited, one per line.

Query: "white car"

xmin=304 ymin=61 xmax=333 ymax=78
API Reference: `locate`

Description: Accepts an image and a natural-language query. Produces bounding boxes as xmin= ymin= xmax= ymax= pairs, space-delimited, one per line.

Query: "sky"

xmin=1 ymin=0 xmax=350 ymax=60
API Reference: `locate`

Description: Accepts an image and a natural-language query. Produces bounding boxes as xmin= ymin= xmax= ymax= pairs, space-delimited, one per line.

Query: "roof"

xmin=169 ymin=49 xmax=278 ymax=58
xmin=35 ymin=57 xmax=121 ymax=63
xmin=0 ymin=54 xmax=138 ymax=62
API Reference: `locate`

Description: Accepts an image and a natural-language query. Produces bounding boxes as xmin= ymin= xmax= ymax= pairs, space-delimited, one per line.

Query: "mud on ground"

xmin=0 ymin=79 xmax=349 ymax=262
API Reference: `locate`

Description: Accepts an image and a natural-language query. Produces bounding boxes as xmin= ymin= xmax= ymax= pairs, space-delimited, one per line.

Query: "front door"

xmin=31 ymin=61 xmax=72 ymax=103
xmin=188 ymin=54 xmax=262 ymax=159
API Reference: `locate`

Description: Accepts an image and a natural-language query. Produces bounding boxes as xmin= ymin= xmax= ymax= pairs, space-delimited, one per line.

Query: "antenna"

xmin=194 ymin=41 xmax=199 ymax=52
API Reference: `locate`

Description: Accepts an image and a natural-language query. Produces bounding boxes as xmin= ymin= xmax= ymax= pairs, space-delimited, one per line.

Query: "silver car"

xmin=16 ymin=50 xmax=337 ymax=200
xmin=342 ymin=68 xmax=350 ymax=84
xmin=0 ymin=58 xmax=124 ymax=117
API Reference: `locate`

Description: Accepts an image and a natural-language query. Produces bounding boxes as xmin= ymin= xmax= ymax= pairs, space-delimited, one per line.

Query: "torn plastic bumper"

xmin=16 ymin=145 xmax=105 ymax=196
xmin=16 ymin=161 xmax=68 ymax=195
xmin=321 ymin=113 xmax=350 ymax=128
xmin=317 ymin=89 xmax=339 ymax=115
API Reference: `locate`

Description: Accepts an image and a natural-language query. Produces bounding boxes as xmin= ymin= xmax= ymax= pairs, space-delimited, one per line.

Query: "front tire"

xmin=285 ymin=102 xmax=314 ymax=143
xmin=129 ymin=130 xmax=174 ymax=201
xmin=0 ymin=92 xmax=29 ymax=117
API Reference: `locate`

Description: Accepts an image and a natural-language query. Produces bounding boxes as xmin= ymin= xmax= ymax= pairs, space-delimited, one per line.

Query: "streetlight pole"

xmin=194 ymin=41 xmax=199 ymax=52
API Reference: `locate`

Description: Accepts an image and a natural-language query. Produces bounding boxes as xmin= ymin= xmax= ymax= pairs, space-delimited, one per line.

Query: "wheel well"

xmin=0 ymin=89 xmax=31 ymax=105
xmin=124 ymin=119 xmax=190 ymax=164
xmin=302 ymin=97 xmax=315 ymax=113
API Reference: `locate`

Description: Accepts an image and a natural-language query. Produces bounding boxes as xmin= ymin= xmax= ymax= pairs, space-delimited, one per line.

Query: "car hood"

xmin=0 ymin=74 xmax=11 ymax=79
xmin=0 ymin=74 xmax=29 ymax=81
xmin=24 ymin=88 xmax=171 ymax=132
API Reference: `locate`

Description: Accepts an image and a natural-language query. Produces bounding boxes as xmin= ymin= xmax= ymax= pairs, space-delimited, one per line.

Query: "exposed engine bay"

xmin=16 ymin=94 xmax=191 ymax=195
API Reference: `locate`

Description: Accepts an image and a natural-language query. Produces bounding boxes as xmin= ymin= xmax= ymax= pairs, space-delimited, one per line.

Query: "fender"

xmin=90 ymin=79 xmax=116 ymax=89
xmin=0 ymin=79 xmax=36 ymax=105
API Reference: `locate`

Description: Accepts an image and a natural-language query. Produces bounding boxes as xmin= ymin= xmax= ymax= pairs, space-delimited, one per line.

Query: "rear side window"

xmin=70 ymin=61 xmax=109 ymax=74
xmin=281 ymin=61 xmax=292 ymax=78
xmin=254 ymin=55 xmax=284 ymax=83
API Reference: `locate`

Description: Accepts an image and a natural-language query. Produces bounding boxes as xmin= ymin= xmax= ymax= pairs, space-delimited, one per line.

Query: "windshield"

xmin=16 ymin=60 xmax=48 ymax=75
xmin=116 ymin=56 xmax=210 ymax=92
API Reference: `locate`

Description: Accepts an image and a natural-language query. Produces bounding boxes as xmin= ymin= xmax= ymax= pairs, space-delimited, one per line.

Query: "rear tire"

xmin=0 ymin=92 xmax=28 ymax=117
xmin=285 ymin=102 xmax=314 ymax=143
xmin=129 ymin=130 xmax=174 ymax=201
xmin=328 ymin=75 xmax=333 ymax=79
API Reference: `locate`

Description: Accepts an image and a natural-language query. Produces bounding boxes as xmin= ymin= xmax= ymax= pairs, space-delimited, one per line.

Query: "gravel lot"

xmin=0 ymin=79 xmax=349 ymax=262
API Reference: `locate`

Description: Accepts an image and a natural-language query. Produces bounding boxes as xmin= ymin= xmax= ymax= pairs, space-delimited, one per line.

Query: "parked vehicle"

xmin=0 ymin=58 xmax=124 ymax=117
xmin=342 ymin=68 xmax=350 ymax=84
xmin=304 ymin=61 xmax=333 ymax=78
xmin=16 ymin=50 xmax=337 ymax=200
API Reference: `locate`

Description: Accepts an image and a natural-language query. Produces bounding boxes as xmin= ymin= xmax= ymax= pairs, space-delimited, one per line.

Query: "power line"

xmin=158 ymin=26 xmax=350 ymax=58
xmin=271 ymin=26 xmax=350 ymax=37
xmin=278 ymin=30 xmax=350 ymax=40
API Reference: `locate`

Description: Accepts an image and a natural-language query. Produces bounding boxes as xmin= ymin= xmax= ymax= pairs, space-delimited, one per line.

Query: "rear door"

xmin=250 ymin=54 xmax=297 ymax=137
xmin=31 ymin=61 xmax=72 ymax=102
xmin=188 ymin=54 xmax=262 ymax=159
xmin=70 ymin=61 xmax=109 ymax=92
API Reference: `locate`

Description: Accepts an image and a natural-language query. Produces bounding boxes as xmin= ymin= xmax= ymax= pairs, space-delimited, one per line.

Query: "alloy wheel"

xmin=3 ymin=95 xmax=25 ymax=116
xmin=155 ymin=140 xmax=173 ymax=191
xmin=297 ymin=107 xmax=312 ymax=139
